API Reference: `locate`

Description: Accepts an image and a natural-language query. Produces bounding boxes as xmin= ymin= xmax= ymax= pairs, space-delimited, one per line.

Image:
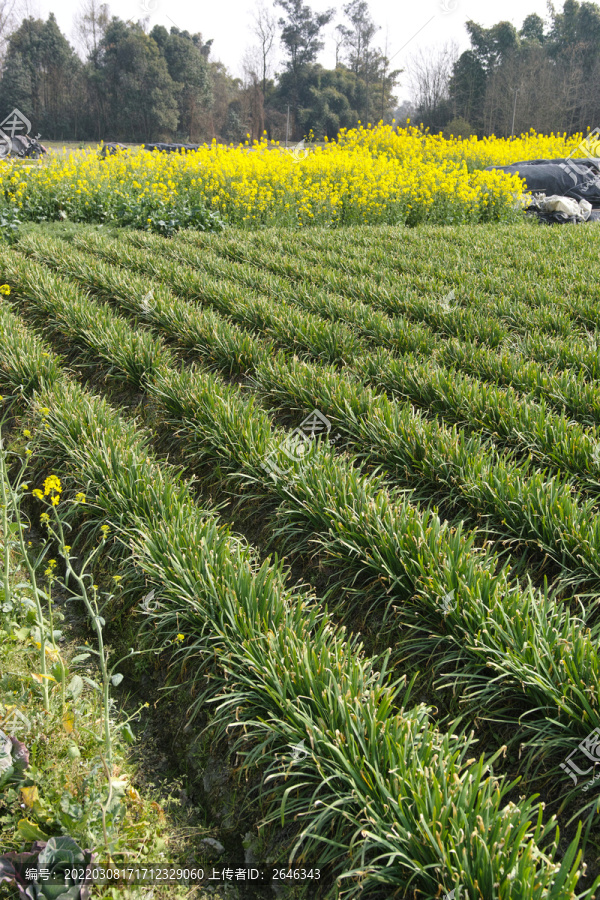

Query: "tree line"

xmin=0 ymin=0 xmax=400 ymax=144
xmin=411 ymin=0 xmax=600 ymax=138
xmin=0 ymin=0 xmax=595 ymax=144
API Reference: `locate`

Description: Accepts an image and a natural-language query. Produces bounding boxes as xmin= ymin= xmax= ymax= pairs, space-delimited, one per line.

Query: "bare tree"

xmin=72 ymin=0 xmax=109 ymax=62
xmin=378 ymin=27 xmax=401 ymax=123
xmin=481 ymin=43 xmax=586 ymax=137
xmin=334 ymin=22 xmax=345 ymax=67
xmin=242 ymin=45 xmax=265 ymax=139
xmin=241 ymin=1 xmax=277 ymax=139
xmin=0 ymin=0 xmax=18 ymax=62
xmin=251 ymin=0 xmax=276 ymax=99
xmin=407 ymin=42 xmax=459 ymax=122
xmin=337 ymin=2 xmax=384 ymax=124
xmin=337 ymin=0 xmax=379 ymax=76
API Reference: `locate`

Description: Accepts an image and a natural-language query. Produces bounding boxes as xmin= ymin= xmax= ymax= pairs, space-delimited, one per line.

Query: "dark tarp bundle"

xmin=486 ymin=157 xmax=600 ymax=224
xmin=7 ymin=134 xmax=47 ymax=159
xmin=142 ymin=142 xmax=202 ymax=153
xmin=98 ymin=142 xmax=128 ymax=158
xmin=486 ymin=157 xmax=600 ymax=204
xmin=99 ymin=142 xmax=201 ymax=158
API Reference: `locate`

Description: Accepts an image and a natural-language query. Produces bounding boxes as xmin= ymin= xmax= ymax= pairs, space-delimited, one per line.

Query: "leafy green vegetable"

xmin=0 ymin=729 xmax=29 ymax=791
xmin=0 ymin=836 xmax=94 ymax=899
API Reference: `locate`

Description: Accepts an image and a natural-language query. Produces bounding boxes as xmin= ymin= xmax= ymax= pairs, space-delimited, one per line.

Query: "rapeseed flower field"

xmin=1 ymin=122 xmax=596 ymax=231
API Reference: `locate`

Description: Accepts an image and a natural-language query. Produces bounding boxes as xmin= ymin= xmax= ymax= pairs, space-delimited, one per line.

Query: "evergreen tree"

xmin=150 ymin=26 xmax=212 ymax=141
xmin=0 ymin=14 xmax=84 ymax=139
xmin=90 ymin=19 xmax=179 ymax=141
xmin=275 ymin=0 xmax=334 ymax=137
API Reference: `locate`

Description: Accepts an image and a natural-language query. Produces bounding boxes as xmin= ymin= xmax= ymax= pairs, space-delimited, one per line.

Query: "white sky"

xmin=22 ymin=0 xmax=552 ymax=101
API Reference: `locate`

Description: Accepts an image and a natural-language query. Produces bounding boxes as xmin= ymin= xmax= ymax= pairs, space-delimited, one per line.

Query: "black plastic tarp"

xmin=98 ymin=143 xmax=127 ymax=158
xmin=142 ymin=143 xmax=203 ymax=153
xmin=486 ymin=157 xmax=600 ymax=206
xmin=7 ymin=134 xmax=47 ymax=158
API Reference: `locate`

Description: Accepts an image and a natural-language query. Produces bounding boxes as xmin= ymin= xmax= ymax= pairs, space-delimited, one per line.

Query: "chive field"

xmin=2 ymin=219 xmax=600 ymax=899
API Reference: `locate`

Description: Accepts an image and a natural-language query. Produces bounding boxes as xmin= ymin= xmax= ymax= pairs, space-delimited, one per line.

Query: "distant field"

xmin=43 ymin=140 xmax=101 ymax=152
xmin=1 ymin=219 xmax=600 ymax=897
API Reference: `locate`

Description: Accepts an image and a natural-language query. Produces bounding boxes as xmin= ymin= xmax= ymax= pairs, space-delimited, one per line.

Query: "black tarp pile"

xmin=4 ymin=134 xmax=47 ymax=159
xmin=99 ymin=142 xmax=203 ymax=159
xmin=142 ymin=142 xmax=203 ymax=153
xmin=486 ymin=158 xmax=600 ymax=224
xmin=98 ymin=143 xmax=128 ymax=158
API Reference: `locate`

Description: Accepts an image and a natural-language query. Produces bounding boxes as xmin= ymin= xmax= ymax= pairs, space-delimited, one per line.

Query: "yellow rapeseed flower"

xmin=43 ymin=475 xmax=62 ymax=496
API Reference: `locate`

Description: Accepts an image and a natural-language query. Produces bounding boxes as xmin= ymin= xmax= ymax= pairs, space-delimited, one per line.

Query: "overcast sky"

xmin=24 ymin=0 xmax=552 ymax=101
